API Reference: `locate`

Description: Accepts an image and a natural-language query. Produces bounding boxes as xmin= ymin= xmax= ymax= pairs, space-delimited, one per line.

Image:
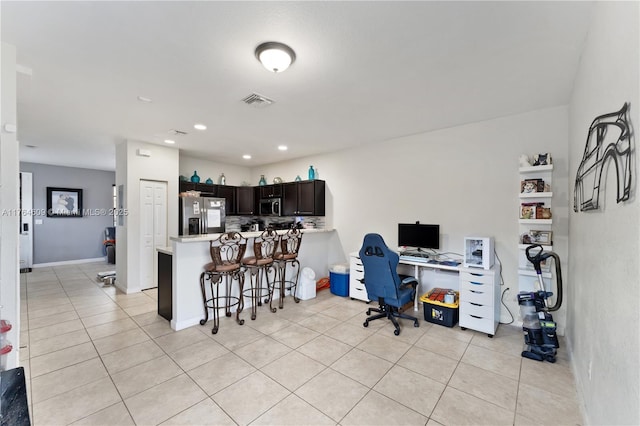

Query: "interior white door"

xmin=139 ymin=180 xmax=167 ymax=290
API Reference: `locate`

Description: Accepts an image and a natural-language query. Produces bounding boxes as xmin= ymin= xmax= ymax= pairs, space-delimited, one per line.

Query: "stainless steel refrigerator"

xmin=179 ymin=195 xmax=226 ymax=236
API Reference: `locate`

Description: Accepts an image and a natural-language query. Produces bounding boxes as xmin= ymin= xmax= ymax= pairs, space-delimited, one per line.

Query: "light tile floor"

xmin=19 ymin=262 xmax=584 ymax=425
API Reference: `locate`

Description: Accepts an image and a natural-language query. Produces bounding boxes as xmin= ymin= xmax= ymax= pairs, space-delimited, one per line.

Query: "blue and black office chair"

xmin=359 ymin=233 xmax=420 ymax=336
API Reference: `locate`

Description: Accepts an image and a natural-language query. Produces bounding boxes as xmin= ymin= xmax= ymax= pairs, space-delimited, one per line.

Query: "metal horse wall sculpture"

xmin=574 ymin=103 xmax=633 ymax=212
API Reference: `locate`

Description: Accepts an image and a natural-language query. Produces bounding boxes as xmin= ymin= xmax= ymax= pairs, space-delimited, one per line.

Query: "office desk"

xmin=350 ymin=252 xmax=460 ymax=309
xmin=351 ymin=252 xmax=500 ymax=336
xmin=397 ymin=258 xmax=461 ymax=311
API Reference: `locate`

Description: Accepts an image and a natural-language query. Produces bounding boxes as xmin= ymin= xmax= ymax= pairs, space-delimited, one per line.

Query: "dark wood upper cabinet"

xmin=216 ymin=185 xmax=236 ymax=215
xmin=180 ymin=181 xmax=238 ymax=215
xmin=282 ymin=180 xmax=325 ymax=216
xmin=180 ymin=180 xmax=323 ymax=216
xmin=259 ymin=184 xmax=282 ymax=198
xmin=236 ymin=186 xmax=256 ymax=215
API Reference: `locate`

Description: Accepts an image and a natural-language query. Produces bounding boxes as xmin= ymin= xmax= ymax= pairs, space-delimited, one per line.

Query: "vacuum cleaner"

xmin=517 ymin=244 xmax=563 ymax=363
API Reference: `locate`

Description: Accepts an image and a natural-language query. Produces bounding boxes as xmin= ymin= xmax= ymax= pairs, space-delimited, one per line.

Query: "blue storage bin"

xmin=329 ymin=263 xmax=349 ymax=297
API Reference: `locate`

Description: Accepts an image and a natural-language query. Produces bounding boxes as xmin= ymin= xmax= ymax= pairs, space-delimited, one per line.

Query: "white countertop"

xmin=169 ymin=228 xmax=333 ymax=243
xmin=156 ymin=246 xmax=173 ymax=255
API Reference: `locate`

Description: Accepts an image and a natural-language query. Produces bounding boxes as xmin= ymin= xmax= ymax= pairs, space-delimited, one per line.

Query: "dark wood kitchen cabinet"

xmin=259 ymin=184 xmax=282 ymax=198
xmin=216 ymin=185 xmax=236 ymax=215
xmin=282 ymin=180 xmax=325 ymax=216
xmin=158 ymin=251 xmax=172 ymax=321
xmin=179 ymin=181 xmax=237 ymax=215
xmin=236 ymin=186 xmax=256 ymax=215
xmin=179 ymin=181 xmax=216 ymax=196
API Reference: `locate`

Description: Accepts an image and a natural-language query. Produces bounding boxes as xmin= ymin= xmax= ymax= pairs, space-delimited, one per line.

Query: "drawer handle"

xmin=470 ymin=281 xmax=484 ymax=285
xmin=470 ymin=302 xmax=483 ymax=307
xmin=355 ymin=269 xmax=363 ymax=273
xmin=358 ymin=278 xmax=365 ymax=284
xmin=470 ymin=314 xmax=484 ymax=319
xmin=356 ymin=288 xmax=364 ymax=291
xmin=470 ymin=273 xmax=484 ymax=277
xmin=470 ymin=290 xmax=484 ymax=294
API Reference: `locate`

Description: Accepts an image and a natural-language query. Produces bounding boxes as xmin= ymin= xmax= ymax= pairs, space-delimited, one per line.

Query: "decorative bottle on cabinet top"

xmin=259 ymin=175 xmax=267 ymax=186
xmin=219 ymin=173 xmax=226 ymax=185
xmin=308 ymin=165 xmax=315 ymax=180
xmin=190 ymin=171 xmax=200 ymax=183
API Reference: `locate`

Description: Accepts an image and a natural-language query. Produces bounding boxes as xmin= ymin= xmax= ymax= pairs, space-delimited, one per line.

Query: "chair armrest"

xmin=399 ymin=275 xmax=418 ymax=289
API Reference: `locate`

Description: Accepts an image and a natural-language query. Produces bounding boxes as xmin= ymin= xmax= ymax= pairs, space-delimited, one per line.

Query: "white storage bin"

xmin=298 ymin=267 xmax=317 ymax=300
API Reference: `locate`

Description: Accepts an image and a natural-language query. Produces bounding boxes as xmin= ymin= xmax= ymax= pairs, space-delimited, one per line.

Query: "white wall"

xmin=1 ymin=42 xmax=21 ymax=369
xmin=567 ymin=2 xmax=639 ymax=425
xmin=179 ymin=156 xmax=251 ymax=186
xmin=254 ymin=106 xmax=570 ymax=330
xmin=116 ymin=140 xmax=179 ymax=293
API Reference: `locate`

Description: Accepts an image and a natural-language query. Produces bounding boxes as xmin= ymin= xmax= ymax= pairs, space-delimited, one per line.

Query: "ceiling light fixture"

xmin=243 ymin=155 xmax=252 ymax=160
xmin=278 ymin=145 xmax=288 ymax=151
xmin=255 ymin=42 xmax=296 ymax=73
xmin=164 ymin=139 xmax=175 ymax=144
xmin=194 ymin=123 xmax=207 ymax=130
xmin=137 ymin=96 xmax=152 ymax=103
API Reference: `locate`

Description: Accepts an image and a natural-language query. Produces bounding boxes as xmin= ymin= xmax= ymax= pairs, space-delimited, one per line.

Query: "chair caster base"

xmin=394 ymin=329 xmax=400 ymax=336
xmin=225 ymin=312 xmax=232 ymax=317
xmin=414 ymin=321 xmax=419 ymax=327
xmin=237 ymin=319 xmax=245 ymax=325
xmin=211 ymin=327 xmax=219 ymax=334
xmin=251 ymin=314 xmax=256 ymax=320
xmin=363 ymin=321 xmax=369 ymax=327
xmin=199 ymin=319 xmax=206 ymax=326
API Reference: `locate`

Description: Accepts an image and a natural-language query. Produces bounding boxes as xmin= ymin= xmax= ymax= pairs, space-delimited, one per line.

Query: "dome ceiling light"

xmin=255 ymin=42 xmax=296 ymax=73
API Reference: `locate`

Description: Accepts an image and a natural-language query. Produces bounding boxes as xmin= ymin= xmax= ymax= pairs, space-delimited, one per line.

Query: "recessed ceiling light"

xmin=164 ymin=139 xmax=175 ymax=144
xmin=194 ymin=123 xmax=207 ymax=130
xmin=242 ymin=155 xmax=252 ymax=160
xmin=278 ymin=145 xmax=288 ymax=151
xmin=137 ymin=96 xmax=152 ymax=103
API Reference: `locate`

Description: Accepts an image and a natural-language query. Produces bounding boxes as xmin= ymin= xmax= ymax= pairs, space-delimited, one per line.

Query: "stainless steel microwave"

xmin=259 ymin=198 xmax=281 ymax=216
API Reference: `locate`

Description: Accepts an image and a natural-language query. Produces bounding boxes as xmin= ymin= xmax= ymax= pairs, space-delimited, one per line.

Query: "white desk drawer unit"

xmin=459 ymin=267 xmax=500 ymax=337
xmin=349 ymin=253 xmax=369 ymax=302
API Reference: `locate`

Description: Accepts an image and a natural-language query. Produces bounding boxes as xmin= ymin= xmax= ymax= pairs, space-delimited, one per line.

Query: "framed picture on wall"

xmin=47 ymin=187 xmax=83 ymax=217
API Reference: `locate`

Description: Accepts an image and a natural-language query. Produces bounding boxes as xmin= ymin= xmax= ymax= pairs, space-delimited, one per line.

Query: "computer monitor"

xmin=398 ymin=223 xmax=440 ymax=250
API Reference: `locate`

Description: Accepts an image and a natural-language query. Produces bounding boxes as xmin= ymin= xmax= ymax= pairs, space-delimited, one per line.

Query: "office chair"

xmin=359 ymin=233 xmax=420 ymax=336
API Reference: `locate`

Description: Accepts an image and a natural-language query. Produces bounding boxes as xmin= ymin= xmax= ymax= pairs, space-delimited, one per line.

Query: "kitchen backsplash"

xmin=225 ymin=216 xmax=325 ymax=232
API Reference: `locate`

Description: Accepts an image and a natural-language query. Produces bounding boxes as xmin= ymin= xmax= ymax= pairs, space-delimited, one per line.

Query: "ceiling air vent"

xmin=241 ymin=92 xmax=275 ymax=108
xmin=169 ymin=129 xmax=188 ymax=136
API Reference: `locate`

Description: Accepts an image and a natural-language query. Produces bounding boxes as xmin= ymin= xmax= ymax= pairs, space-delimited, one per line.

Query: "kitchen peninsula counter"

xmin=168 ymin=228 xmax=339 ymax=331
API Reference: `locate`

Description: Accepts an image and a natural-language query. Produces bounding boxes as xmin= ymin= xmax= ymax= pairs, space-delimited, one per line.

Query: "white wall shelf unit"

xmin=518 ymin=161 xmax=554 ymax=295
xmin=518 ymin=219 xmax=553 ymax=225
xmin=519 ymin=192 xmax=553 ymax=199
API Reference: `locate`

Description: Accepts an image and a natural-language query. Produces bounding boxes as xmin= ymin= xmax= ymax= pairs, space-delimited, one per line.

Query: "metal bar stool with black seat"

xmin=241 ymin=227 xmax=279 ymax=320
xmin=199 ymin=232 xmax=247 ymax=334
xmin=271 ymin=227 xmax=303 ymax=311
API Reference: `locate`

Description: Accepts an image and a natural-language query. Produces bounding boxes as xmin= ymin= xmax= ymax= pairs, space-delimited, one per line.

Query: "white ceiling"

xmin=2 ymin=1 xmax=593 ymax=171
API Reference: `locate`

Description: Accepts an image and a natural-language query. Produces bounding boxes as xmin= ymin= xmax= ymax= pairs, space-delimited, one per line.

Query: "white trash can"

xmin=298 ymin=267 xmax=317 ymax=300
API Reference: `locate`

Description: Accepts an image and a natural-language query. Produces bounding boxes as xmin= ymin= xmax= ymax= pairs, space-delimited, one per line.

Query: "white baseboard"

xmin=33 ymin=257 xmax=107 ymax=268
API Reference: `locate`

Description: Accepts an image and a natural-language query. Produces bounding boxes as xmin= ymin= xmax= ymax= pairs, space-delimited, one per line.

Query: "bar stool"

xmin=241 ymin=227 xmax=279 ymax=320
xmin=271 ymin=227 xmax=303 ymax=311
xmin=199 ymin=232 xmax=247 ymax=334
